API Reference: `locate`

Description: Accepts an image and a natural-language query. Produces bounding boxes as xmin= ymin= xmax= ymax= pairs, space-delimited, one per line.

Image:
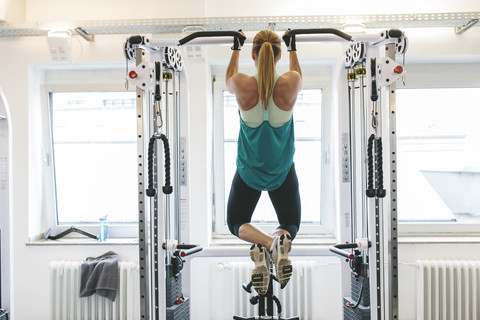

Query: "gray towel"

xmin=79 ymin=251 xmax=119 ymax=301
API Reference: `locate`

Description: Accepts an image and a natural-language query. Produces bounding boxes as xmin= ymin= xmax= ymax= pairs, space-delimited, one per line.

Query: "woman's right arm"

xmin=226 ymin=50 xmax=241 ymax=93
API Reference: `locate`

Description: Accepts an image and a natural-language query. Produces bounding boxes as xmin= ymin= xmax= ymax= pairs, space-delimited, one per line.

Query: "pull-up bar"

xmin=178 ymin=30 xmax=247 ymax=46
xmin=284 ymin=28 xmax=352 ymax=41
xmin=176 ymin=29 xmax=353 ymax=46
xmin=129 ymin=28 xmax=403 ymax=50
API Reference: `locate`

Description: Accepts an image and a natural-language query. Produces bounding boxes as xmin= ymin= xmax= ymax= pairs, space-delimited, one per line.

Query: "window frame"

xmin=211 ymin=65 xmax=337 ymax=240
xmin=397 ymin=62 xmax=480 ymax=237
xmin=41 ymin=82 xmax=138 ymax=238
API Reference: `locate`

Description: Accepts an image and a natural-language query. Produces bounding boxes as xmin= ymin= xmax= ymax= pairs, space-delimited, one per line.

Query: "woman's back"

xmin=239 ymin=74 xmax=293 ymax=128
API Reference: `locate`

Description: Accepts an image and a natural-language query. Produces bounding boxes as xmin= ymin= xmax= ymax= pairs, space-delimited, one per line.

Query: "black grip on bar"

xmin=284 ymin=28 xmax=353 ymax=41
xmin=129 ymin=35 xmax=144 ymax=45
xmin=388 ymin=29 xmax=403 ymax=39
xmin=178 ymin=31 xmax=246 ymax=46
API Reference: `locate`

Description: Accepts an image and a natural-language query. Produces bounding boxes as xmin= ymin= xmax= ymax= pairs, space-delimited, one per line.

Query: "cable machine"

xmin=124 ymin=35 xmax=203 ymax=320
xmin=124 ymin=27 xmax=407 ymax=320
xmin=330 ymin=30 xmax=407 ymax=320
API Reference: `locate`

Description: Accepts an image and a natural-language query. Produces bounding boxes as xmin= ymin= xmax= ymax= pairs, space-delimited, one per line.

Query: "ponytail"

xmin=257 ymin=42 xmax=276 ymax=108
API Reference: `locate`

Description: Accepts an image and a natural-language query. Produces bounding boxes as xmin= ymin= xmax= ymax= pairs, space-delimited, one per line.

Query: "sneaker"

xmin=250 ymin=243 xmax=270 ymax=295
xmin=271 ymin=234 xmax=293 ymax=289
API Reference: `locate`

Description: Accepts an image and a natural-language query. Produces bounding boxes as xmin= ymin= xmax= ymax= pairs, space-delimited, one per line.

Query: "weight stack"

xmin=166 ymin=297 xmax=190 ymax=320
xmin=343 ymin=297 xmax=370 ymax=320
xmin=165 ymin=264 xmax=190 ymax=320
xmin=343 ymin=274 xmax=370 ymax=320
xmin=351 ymin=274 xmax=370 ymax=306
xmin=165 ymin=265 xmax=183 ymax=307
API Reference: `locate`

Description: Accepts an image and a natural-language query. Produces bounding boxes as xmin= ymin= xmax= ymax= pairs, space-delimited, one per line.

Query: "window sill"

xmin=26 ymin=237 xmax=138 ymax=246
xmin=210 ymin=234 xmax=337 ymax=246
xmin=398 ymin=236 xmax=480 ymax=244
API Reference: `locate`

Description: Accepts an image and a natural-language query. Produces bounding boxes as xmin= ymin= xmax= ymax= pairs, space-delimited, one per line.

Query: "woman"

xmin=225 ymin=29 xmax=302 ymax=295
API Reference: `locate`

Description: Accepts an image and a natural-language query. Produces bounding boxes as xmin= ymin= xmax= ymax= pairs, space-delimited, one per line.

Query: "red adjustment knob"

xmin=175 ymin=298 xmax=184 ymax=304
xmin=129 ymin=70 xmax=138 ymax=79
xmin=348 ymin=253 xmax=355 ymax=260
xmin=394 ymin=65 xmax=404 ymax=74
xmin=346 ymin=302 xmax=354 ymax=307
xmin=180 ymin=251 xmax=187 ymax=257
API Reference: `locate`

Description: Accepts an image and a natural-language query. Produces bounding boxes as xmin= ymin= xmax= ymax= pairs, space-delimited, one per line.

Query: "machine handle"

xmin=375 ymin=137 xmax=386 ymax=198
xmin=367 ymin=134 xmax=376 ymax=198
xmin=178 ymin=31 xmax=246 ymax=46
xmin=283 ymin=28 xmax=352 ymax=41
xmin=147 ymin=134 xmax=172 ymax=197
xmin=162 ymin=243 xmax=203 ymax=257
xmin=176 ymin=244 xmax=203 ymax=257
xmin=329 ymin=243 xmax=358 ymax=260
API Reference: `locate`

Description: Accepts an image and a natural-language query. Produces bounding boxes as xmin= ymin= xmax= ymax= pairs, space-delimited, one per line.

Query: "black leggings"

xmin=226 ymin=164 xmax=301 ymax=239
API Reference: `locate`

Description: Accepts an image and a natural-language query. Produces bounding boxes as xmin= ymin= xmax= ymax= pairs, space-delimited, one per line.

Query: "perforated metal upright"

xmin=386 ymin=42 xmax=399 ymax=320
xmin=135 ymin=47 xmax=150 ymax=320
xmin=135 ymin=46 xmax=168 ymax=320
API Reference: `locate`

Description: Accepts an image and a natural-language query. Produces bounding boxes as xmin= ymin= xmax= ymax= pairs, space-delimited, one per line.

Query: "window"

xmin=46 ymin=90 xmax=138 ymax=234
xmin=397 ymin=88 xmax=480 ymax=224
xmin=212 ymin=69 xmax=335 ymax=238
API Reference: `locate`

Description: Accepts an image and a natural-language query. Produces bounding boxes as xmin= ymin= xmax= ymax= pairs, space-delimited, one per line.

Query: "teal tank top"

xmin=236 ymin=75 xmax=295 ymax=191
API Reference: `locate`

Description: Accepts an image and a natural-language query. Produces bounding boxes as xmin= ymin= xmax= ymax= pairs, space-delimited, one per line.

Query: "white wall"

xmin=0 ymin=88 xmax=11 ymax=315
xmin=0 ymin=34 xmax=141 ymax=319
xmin=0 ymin=0 xmax=479 ymax=319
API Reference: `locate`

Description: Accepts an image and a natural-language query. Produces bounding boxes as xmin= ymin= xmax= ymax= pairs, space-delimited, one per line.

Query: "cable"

xmin=351 ymin=284 xmax=364 ymax=309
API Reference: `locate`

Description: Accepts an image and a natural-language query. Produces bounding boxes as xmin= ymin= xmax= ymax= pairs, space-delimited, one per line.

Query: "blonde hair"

xmin=253 ymin=30 xmax=281 ymax=108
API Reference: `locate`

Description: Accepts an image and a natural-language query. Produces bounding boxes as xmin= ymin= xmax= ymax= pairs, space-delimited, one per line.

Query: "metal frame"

xmin=129 ymin=39 xmax=189 ymax=319
xmin=127 ymin=28 xmax=405 ymax=319
xmin=0 ymin=12 xmax=479 ymax=37
xmin=135 ymin=47 xmax=151 ymax=320
xmin=336 ymin=30 xmax=405 ymax=319
xmin=386 ymin=42 xmax=399 ymax=320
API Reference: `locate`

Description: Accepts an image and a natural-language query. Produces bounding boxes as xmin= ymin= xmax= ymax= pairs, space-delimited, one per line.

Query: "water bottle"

xmin=99 ymin=216 xmax=108 ymax=242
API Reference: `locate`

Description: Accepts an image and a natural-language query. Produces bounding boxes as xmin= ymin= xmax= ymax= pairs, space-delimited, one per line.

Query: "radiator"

xmin=219 ymin=260 xmax=319 ymax=319
xmin=417 ymin=260 xmax=480 ymax=320
xmin=49 ymin=261 xmax=140 ymax=320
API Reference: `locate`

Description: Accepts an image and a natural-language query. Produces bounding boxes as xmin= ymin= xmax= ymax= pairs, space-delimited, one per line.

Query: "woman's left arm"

xmin=226 ymin=50 xmax=241 ymax=93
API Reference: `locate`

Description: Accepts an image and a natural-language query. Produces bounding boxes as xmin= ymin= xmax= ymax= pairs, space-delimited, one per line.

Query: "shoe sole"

xmin=275 ymin=234 xmax=293 ymax=288
xmin=250 ymin=243 xmax=270 ymax=295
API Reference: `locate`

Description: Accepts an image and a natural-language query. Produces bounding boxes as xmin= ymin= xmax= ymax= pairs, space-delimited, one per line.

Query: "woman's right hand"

xmin=232 ymin=30 xmax=246 ymax=51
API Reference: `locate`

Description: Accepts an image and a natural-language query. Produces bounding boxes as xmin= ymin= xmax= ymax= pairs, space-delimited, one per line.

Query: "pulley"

xmin=352 ymin=42 xmax=365 ymax=64
xmin=174 ymin=49 xmax=184 ymax=71
xmin=345 ymin=45 xmax=354 ymax=68
xmin=164 ymin=47 xmax=177 ymax=69
xmin=395 ymin=36 xmax=408 ymax=56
